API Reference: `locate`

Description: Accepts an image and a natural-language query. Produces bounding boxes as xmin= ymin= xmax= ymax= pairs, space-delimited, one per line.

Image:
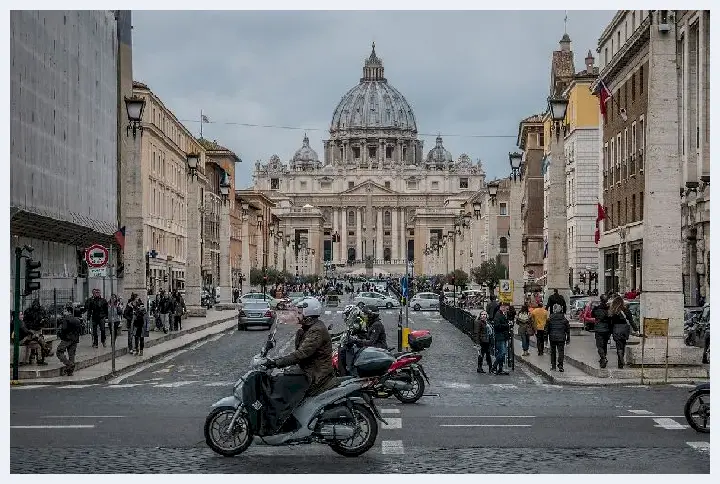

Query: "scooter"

xmin=684 ymin=382 xmax=710 ymax=433
xmin=331 ymin=327 xmax=430 ymax=404
xmin=204 ymin=322 xmax=388 ymax=457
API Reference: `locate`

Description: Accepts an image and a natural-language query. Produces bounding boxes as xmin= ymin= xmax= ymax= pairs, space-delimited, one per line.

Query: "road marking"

xmin=41 ymin=415 xmax=125 ymax=418
xmin=671 ymin=383 xmax=697 ymax=388
xmin=208 ymin=333 xmax=226 ymax=342
xmin=379 ymin=408 xmax=401 ymax=414
xmin=56 ymin=384 xmax=98 ymax=389
xmin=336 ymin=311 xmax=343 ymax=314
xmin=433 ymin=415 xmax=535 ymax=418
xmin=324 ymin=311 xmax=332 ymax=315
xmin=204 ymin=382 xmax=235 ymax=387
xmin=153 ymin=381 xmax=198 ymax=388
xmin=686 ymin=441 xmax=710 ymax=453
xmin=11 ymin=425 xmax=95 ymax=429
xmin=442 ymin=382 xmax=472 ymax=389
xmin=617 ymin=415 xmax=684 ymax=418
xmin=541 ymin=384 xmax=563 ymax=389
xmin=381 ymin=417 xmax=402 ymax=429
xmin=490 ymin=384 xmax=518 ymax=389
xmin=628 ymin=409 xmax=655 ymax=415
xmin=519 ymin=366 xmax=544 ymax=386
xmin=439 ymin=424 xmax=532 ymax=427
xmin=652 ymin=418 xmax=688 ymax=429
xmin=107 ymin=384 xmax=144 ymax=388
xmin=624 ymin=385 xmax=649 ymax=388
xmin=381 ymin=440 xmax=404 ymax=454
xmin=189 ymin=340 xmax=210 ymax=350
xmin=108 ymin=351 xmax=187 ymax=384
xmin=11 ymin=385 xmax=50 ymax=390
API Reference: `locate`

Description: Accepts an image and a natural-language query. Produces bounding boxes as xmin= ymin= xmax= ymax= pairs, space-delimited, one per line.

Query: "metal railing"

xmin=439 ymin=302 xmax=476 ymax=340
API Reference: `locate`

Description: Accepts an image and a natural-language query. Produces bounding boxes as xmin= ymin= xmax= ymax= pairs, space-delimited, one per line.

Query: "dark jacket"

xmin=355 ymin=320 xmax=388 ymax=349
xmin=591 ymin=302 xmax=611 ymax=334
xmin=475 ymin=318 xmax=490 ymax=344
xmin=24 ymin=302 xmax=47 ymax=331
xmin=158 ymin=294 xmax=174 ymax=314
xmin=546 ymin=293 xmax=567 ymax=314
xmin=492 ymin=311 xmax=511 ymax=343
xmin=507 ymin=305 xmax=516 ymax=322
xmin=85 ymin=296 xmax=109 ymax=322
xmin=173 ymin=297 xmax=185 ymax=317
xmin=610 ymin=307 xmax=639 ymax=341
xmin=486 ymin=300 xmax=500 ymax=320
xmin=274 ymin=319 xmax=334 ymax=389
xmin=546 ymin=312 xmax=570 ymax=343
xmin=58 ymin=315 xmax=83 ymax=343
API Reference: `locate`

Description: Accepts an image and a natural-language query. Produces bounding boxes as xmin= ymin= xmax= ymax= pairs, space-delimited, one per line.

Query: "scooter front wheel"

xmin=204 ymin=406 xmax=253 ymax=456
xmin=684 ymin=390 xmax=710 ymax=433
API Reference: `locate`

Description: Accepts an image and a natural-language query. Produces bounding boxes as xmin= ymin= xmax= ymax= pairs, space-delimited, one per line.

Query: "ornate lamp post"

xmin=509 ymin=151 xmax=523 ymax=182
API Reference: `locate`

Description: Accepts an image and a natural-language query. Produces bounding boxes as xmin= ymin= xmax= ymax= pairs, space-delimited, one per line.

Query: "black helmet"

xmin=362 ymin=305 xmax=380 ymax=322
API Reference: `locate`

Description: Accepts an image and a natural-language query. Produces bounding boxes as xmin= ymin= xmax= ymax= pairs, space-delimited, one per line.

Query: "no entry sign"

xmin=85 ymin=244 xmax=109 ymax=268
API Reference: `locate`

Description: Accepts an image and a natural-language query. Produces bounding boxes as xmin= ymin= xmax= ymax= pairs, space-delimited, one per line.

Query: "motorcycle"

xmin=684 ymin=382 xmax=710 ymax=433
xmin=204 ymin=321 xmax=388 ymax=457
xmin=331 ymin=325 xmax=430 ymax=404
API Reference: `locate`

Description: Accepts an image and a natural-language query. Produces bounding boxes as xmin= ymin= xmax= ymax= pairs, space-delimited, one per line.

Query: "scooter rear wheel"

xmin=204 ymin=406 xmax=253 ymax=456
xmin=329 ymin=404 xmax=378 ymax=457
xmin=394 ymin=369 xmax=425 ymax=404
xmin=684 ymin=390 xmax=710 ymax=433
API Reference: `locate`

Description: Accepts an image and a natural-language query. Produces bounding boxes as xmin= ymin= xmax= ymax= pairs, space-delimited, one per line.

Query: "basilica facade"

xmin=252 ymin=44 xmax=487 ymax=276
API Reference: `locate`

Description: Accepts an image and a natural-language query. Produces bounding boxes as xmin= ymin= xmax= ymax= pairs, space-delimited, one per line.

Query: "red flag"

xmin=594 ymin=203 xmax=606 ymax=245
xmin=597 ymin=203 xmax=606 ymax=221
xmin=592 ymin=80 xmax=611 ymax=122
xmin=114 ymin=226 xmax=126 ymax=250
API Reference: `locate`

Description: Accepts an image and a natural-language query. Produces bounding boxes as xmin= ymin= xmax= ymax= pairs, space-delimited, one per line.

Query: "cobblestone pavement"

xmin=10 ymin=296 xmax=710 ymax=473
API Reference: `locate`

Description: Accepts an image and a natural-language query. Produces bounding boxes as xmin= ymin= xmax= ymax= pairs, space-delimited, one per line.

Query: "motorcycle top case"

xmin=353 ymin=347 xmax=396 ymax=377
xmin=408 ymin=329 xmax=432 ymax=351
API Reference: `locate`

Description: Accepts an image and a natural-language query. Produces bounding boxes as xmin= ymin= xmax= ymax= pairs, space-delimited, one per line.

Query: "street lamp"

xmin=488 ymin=181 xmax=499 ymax=205
xmin=186 ymin=152 xmax=200 ymax=180
xmin=509 ymin=151 xmax=523 ymax=181
xmin=124 ymin=95 xmax=146 ymax=138
xmin=547 ymin=96 xmax=569 ymax=141
xmin=219 ymin=171 xmax=231 ymax=203
xmin=473 ymin=201 xmax=482 ymax=220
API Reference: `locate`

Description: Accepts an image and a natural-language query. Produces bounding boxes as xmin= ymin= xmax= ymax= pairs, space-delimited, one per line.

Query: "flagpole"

xmin=200 ymin=109 xmax=203 ymax=139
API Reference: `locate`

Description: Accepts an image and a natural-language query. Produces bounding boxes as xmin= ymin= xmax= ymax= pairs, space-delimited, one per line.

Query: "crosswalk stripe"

xmin=12 ymin=385 xmax=50 ymax=390
xmin=324 ymin=311 xmax=332 ymax=315
xmin=379 ymin=408 xmax=401 ymax=414
xmin=57 ymin=384 xmax=98 ymax=389
xmin=203 ymin=382 xmax=235 ymax=386
xmin=381 ymin=440 xmax=404 ymax=455
xmin=653 ymin=418 xmax=688 ymax=429
xmin=381 ymin=417 xmax=402 ymax=429
xmin=686 ymin=441 xmax=710 ymax=453
xmin=153 ymin=381 xmax=198 ymax=388
xmin=671 ymin=383 xmax=697 ymax=388
xmin=107 ymin=384 xmax=143 ymax=388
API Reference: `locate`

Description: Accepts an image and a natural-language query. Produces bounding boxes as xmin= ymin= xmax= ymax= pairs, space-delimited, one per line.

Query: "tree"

xmin=447 ymin=269 xmax=469 ymax=288
xmin=249 ymin=267 xmax=264 ymax=287
xmin=471 ymin=260 xmax=507 ymax=293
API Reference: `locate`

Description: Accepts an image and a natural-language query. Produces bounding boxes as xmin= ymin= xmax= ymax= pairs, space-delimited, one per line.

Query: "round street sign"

xmin=85 ymin=244 xmax=109 ymax=268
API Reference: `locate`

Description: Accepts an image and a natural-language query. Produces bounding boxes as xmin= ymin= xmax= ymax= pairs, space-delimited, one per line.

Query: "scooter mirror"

xmin=327 ymin=323 xmax=333 ymax=331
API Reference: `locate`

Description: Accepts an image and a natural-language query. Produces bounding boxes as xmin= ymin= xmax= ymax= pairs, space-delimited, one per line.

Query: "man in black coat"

xmin=85 ymin=289 xmax=109 ymax=348
xmin=489 ymin=303 xmax=511 ymax=375
xmin=546 ymin=303 xmax=570 ymax=372
xmin=591 ymin=294 xmax=611 ymax=368
xmin=545 ymin=289 xmax=567 ymax=314
xmin=56 ymin=305 xmax=83 ymax=375
xmin=485 ymin=295 xmax=500 ymax=321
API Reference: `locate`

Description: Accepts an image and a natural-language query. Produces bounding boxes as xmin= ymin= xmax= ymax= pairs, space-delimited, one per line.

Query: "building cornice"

xmin=598 ymin=11 xmax=626 ymax=45
xmin=593 ymin=15 xmax=651 ymax=89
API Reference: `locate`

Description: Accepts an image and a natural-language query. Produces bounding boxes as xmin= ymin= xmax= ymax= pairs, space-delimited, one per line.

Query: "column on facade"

xmin=508 ymin=182 xmax=524 ymax=306
xmin=217 ymin=201 xmax=232 ymax=307
xmin=241 ymin=214 xmax=251 ymax=294
xmin=698 ymin=12 xmax=709 ymax=179
xmin=185 ymin=179 xmax=206 ymax=316
xmin=122 ymin=132 xmax=148 ymax=305
xmin=332 ymin=208 xmax=339 ymax=264
xmin=340 ymin=208 xmax=347 ymax=265
xmin=546 ymin=132 xmax=571 ymax=300
xmin=399 ymin=208 xmax=406 ymax=263
xmin=355 ymin=208 xmax=362 ymax=260
xmin=375 ymin=208 xmax=383 ymax=261
xmin=488 ymin=197 xmax=498 ymax=261
xmin=391 ymin=208 xmax=399 ymax=262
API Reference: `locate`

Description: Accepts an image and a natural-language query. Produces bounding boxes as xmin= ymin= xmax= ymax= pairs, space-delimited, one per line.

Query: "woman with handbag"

xmin=608 ymin=296 xmax=640 ymax=368
xmin=516 ymin=304 xmax=534 ymax=356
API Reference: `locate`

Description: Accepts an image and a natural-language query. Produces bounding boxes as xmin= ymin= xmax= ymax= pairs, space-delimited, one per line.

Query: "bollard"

xmin=397 ymin=306 xmax=403 ymax=352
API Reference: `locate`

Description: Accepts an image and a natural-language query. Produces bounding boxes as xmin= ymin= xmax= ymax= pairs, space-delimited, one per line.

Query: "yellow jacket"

xmin=531 ymin=307 xmax=549 ymax=331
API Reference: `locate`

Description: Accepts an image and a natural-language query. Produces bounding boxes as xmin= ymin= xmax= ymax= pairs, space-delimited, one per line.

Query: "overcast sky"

xmin=132 ymin=10 xmax=615 ymax=188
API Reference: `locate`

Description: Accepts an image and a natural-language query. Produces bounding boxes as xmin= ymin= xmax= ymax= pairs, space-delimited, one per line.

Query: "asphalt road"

xmin=10 ymin=295 xmax=710 ymax=473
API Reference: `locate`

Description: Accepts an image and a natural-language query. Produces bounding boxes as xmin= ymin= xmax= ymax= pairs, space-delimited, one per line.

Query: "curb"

xmin=10 ymin=314 xmax=236 ymax=385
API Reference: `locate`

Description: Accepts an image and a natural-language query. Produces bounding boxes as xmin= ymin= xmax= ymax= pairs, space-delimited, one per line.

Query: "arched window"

xmin=499 ymin=237 xmax=508 ymax=254
xmin=348 ymin=247 xmax=356 ymax=262
xmin=383 ymin=248 xmax=391 ymax=262
xmin=384 ymin=210 xmax=391 ymax=226
xmin=348 ymin=210 xmax=355 ymax=225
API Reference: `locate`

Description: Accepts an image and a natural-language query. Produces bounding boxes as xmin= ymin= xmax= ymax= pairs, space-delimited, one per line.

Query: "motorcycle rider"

xmin=265 ymin=298 xmax=335 ymax=397
xmin=350 ymin=305 xmax=388 ymax=350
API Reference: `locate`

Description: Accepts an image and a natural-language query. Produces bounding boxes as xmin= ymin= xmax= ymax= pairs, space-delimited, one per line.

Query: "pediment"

xmin=340 ymin=180 xmax=397 ymax=195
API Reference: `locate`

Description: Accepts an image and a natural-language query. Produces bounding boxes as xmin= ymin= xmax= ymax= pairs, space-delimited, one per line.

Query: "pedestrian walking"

xmin=474 ymin=311 xmax=493 ymax=373
xmin=107 ymin=294 xmax=123 ymax=344
xmin=531 ymin=305 xmax=549 ymax=356
xmin=172 ymin=291 xmax=185 ymax=331
xmin=157 ymin=289 xmax=171 ymax=333
xmin=546 ymin=303 xmax=570 ymax=372
xmin=545 ymin=288 xmax=567 ymax=314
xmin=516 ymin=304 xmax=534 ymax=356
xmin=485 ymin=295 xmax=500 ymax=320
xmin=85 ymin=288 xmax=109 ymax=348
xmin=123 ymin=293 xmax=137 ymax=353
xmin=131 ymin=299 xmax=149 ymax=356
xmin=490 ymin=302 xmax=511 ymax=375
xmin=56 ymin=305 xmax=83 ymax=376
xmin=592 ymin=294 xmax=612 ymax=368
xmin=609 ymin=295 xmax=640 ymax=369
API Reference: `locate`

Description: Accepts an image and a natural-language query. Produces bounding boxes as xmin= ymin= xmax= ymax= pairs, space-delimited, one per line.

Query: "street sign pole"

xmin=108 ymin=250 xmax=115 ymax=375
xmin=12 ymin=247 xmax=22 ymax=382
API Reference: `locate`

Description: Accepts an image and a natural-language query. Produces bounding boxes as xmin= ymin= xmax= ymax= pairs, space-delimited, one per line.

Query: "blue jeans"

xmin=492 ymin=340 xmax=508 ymax=372
xmin=520 ymin=333 xmax=530 ymax=352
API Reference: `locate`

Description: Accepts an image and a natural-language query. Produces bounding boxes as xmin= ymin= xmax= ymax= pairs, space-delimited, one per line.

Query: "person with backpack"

xmin=608 ymin=296 xmax=640 ymax=368
xmin=546 ymin=303 xmax=570 ymax=372
xmin=516 ymin=304 xmax=534 ymax=356
xmin=592 ymin=294 xmax=612 ymax=368
xmin=56 ymin=305 xmax=83 ymax=376
xmin=474 ymin=311 xmax=493 ymax=373
xmin=531 ymin=305 xmax=549 ymax=356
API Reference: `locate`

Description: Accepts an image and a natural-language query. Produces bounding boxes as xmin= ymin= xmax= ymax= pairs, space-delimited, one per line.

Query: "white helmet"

xmin=299 ymin=298 xmax=323 ymax=318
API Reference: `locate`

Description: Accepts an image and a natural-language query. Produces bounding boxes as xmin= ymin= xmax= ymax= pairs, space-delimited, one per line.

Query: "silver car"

xmin=409 ymin=292 xmax=441 ymax=311
xmin=355 ymin=291 xmax=400 ymax=309
xmin=238 ymin=301 xmax=276 ymax=330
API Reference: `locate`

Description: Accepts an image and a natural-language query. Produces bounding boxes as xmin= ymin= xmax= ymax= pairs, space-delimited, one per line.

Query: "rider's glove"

xmin=264 ymin=359 xmax=277 ymax=369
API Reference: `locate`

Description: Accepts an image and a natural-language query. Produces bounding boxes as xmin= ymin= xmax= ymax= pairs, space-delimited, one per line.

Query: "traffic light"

xmin=579 ymin=273 xmax=586 ymax=284
xmin=24 ymin=258 xmax=41 ymax=295
xmin=163 ymin=274 xmax=168 ymax=283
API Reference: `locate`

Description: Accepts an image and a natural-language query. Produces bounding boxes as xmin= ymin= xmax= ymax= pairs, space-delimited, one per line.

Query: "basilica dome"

xmin=291 ymin=134 xmax=320 ymax=168
xmin=329 ymin=43 xmax=417 ymax=134
xmin=426 ymin=136 xmax=452 ymax=165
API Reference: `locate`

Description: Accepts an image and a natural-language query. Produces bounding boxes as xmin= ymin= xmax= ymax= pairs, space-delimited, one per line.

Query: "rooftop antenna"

xmin=564 ymin=11 xmax=568 ymax=35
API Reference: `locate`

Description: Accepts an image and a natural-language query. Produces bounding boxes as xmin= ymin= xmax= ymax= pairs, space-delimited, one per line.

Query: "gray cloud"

xmin=132 ymin=10 xmax=615 ymax=187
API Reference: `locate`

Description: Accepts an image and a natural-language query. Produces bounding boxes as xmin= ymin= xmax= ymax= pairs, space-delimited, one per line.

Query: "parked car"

xmin=237 ymin=301 xmax=275 ymax=330
xmin=409 ymin=292 xmax=441 ymax=311
xmin=570 ymin=297 xmax=596 ymax=320
xmin=239 ymin=292 xmax=283 ymax=309
xmin=355 ymin=291 xmax=400 ymax=309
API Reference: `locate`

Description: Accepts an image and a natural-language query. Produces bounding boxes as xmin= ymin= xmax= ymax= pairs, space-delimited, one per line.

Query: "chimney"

xmin=585 ymin=50 xmax=595 ymax=73
xmin=559 ymin=33 xmax=571 ymax=52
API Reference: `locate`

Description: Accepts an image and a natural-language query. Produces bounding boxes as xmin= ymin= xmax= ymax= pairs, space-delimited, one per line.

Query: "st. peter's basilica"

xmin=252 ymin=44 xmax=489 ymax=276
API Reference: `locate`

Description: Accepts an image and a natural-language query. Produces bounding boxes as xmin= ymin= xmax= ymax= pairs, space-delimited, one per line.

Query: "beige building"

xmin=252 ymin=44 xmax=487 ymax=277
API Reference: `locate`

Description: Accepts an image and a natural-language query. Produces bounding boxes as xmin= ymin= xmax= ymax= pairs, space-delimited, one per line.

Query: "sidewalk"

xmin=10 ymin=309 xmax=238 ymax=384
xmin=513 ymin=331 xmax=710 ymax=386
